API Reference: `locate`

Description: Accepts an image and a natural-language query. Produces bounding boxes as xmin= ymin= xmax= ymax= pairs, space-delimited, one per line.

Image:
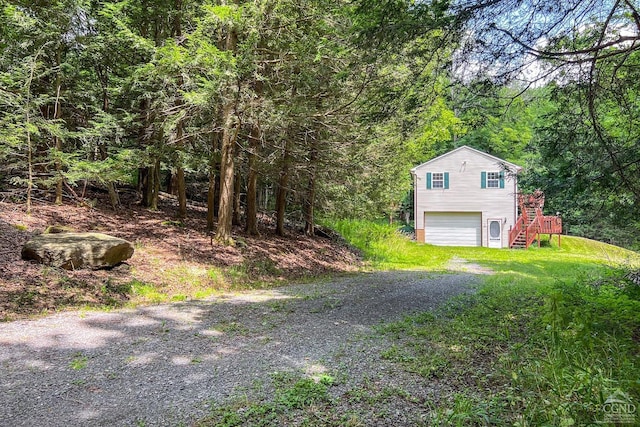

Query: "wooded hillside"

xmin=1 ymin=0 xmax=639 ymax=248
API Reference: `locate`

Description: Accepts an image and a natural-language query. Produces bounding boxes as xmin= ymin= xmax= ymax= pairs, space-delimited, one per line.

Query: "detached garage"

xmin=424 ymin=212 xmax=481 ymax=246
xmin=411 ymin=146 xmax=522 ymax=248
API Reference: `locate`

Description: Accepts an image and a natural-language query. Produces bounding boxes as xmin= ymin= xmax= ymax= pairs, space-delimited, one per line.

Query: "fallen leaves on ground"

xmin=0 ymin=191 xmax=361 ymax=320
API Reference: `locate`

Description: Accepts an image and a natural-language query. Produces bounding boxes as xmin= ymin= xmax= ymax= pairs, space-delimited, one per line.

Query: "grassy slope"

xmin=328 ymin=219 xmax=640 ymax=426
xmin=329 ymin=219 xmax=638 ymax=273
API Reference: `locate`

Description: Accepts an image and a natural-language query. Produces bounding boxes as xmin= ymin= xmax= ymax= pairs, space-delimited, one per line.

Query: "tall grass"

xmin=328 ymin=218 xmax=451 ymax=269
xmin=328 ymin=219 xmax=640 ymax=425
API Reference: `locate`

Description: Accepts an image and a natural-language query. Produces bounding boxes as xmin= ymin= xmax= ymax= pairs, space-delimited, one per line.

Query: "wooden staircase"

xmin=509 ymin=191 xmax=562 ymax=249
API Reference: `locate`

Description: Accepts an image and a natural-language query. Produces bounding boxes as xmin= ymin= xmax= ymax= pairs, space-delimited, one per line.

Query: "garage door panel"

xmin=425 ymin=212 xmax=481 ymax=246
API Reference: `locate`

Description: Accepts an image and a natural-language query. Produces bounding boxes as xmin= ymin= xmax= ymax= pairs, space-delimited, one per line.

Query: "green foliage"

xmin=324 ymin=218 xmax=450 ymax=269
xmin=69 ymin=353 xmax=88 ymax=370
xmin=519 ymin=42 xmax=640 ymax=249
xmin=378 ymin=271 xmax=640 ymax=424
xmin=129 ymin=280 xmax=167 ymax=303
xmin=0 ymin=0 xmax=638 ymax=254
xmin=198 ymin=372 xmax=335 ymax=427
xmin=509 ymin=273 xmax=640 ymax=425
xmin=275 ymin=374 xmax=335 ymax=409
xmin=452 ymin=84 xmax=536 ymax=164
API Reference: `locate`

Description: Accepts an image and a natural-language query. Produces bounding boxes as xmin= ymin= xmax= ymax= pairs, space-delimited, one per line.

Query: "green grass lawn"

xmin=328 ymin=218 xmax=638 ymax=273
xmin=327 ymin=219 xmax=640 ymax=426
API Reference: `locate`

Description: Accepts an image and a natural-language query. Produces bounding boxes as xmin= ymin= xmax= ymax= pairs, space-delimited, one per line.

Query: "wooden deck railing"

xmin=510 ymin=193 xmax=563 ymax=248
xmin=539 ymin=216 xmax=562 ymax=234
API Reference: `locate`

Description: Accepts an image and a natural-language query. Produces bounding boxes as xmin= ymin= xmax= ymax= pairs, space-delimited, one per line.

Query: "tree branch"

xmin=491 ymin=24 xmax=640 ymax=62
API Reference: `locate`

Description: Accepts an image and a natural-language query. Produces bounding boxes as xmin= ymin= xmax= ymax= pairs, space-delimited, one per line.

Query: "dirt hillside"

xmin=0 ymin=191 xmax=362 ymax=320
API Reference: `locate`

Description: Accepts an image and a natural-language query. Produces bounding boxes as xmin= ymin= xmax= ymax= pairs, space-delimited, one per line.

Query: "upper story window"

xmin=486 ymin=172 xmax=501 ymax=188
xmin=481 ymin=171 xmax=505 ymax=189
xmin=432 ymin=173 xmax=444 ymax=188
xmin=426 ymin=172 xmax=449 ymax=189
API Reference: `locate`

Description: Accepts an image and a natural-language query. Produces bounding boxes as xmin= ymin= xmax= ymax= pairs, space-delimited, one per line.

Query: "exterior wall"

xmin=412 ymin=147 xmax=518 ymax=247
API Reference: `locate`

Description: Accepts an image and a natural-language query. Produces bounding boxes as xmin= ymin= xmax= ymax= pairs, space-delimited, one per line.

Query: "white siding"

xmin=425 ymin=212 xmax=481 ymax=246
xmin=412 ymin=146 xmax=519 ymax=247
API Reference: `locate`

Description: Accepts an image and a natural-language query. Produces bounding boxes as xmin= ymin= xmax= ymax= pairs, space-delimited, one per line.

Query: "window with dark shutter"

xmin=482 ymin=171 xmax=503 ymax=189
xmin=427 ymin=172 xmax=449 ymax=190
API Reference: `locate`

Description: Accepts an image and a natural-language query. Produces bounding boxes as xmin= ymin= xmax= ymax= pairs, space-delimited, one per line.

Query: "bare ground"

xmin=0 ymin=191 xmax=361 ymax=321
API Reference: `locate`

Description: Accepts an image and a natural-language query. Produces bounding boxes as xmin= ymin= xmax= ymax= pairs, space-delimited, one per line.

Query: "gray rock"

xmin=21 ymin=232 xmax=134 ymax=270
xmin=43 ymin=225 xmax=76 ymax=234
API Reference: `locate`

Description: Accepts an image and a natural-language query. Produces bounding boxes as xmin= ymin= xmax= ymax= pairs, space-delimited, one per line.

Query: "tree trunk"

xmin=26 ymin=119 xmax=33 ymax=215
xmin=303 ymin=178 xmax=317 ymax=236
xmin=173 ymin=1 xmax=187 ymax=219
xmin=245 ymin=122 xmax=261 ymax=236
xmin=303 ymin=140 xmax=318 ymax=237
xmin=53 ymin=49 xmax=63 ymax=205
xmin=176 ymin=122 xmax=187 ymax=219
xmin=275 ymin=138 xmax=291 ymax=237
xmin=98 ymin=144 xmax=120 ymax=210
xmin=141 ymin=167 xmax=151 ymax=207
xmin=275 ymin=78 xmax=298 ymax=236
xmin=207 ymin=167 xmax=216 ymax=232
xmin=107 ymin=183 xmax=120 ymax=210
xmin=97 ymin=58 xmax=120 ymax=210
xmin=54 ymin=145 xmax=63 ymax=204
xmin=259 ymin=184 xmax=271 ymax=210
xmin=151 ymin=157 xmax=160 ymax=210
xmin=176 ymin=167 xmax=186 ymax=218
xmin=138 ymin=96 xmax=154 ymax=208
xmin=142 ymin=160 xmax=160 ymax=210
xmin=232 ymin=167 xmax=242 ymax=226
xmin=215 ymin=102 xmax=238 ymax=245
xmin=25 ymin=53 xmax=38 ymax=214
xmin=214 ymin=17 xmax=238 ymax=245
xmin=167 ymin=173 xmax=177 ymax=195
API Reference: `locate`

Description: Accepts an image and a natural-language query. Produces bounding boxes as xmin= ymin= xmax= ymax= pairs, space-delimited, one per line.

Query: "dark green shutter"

xmin=481 ymin=171 xmax=486 ymax=189
xmin=444 ymin=172 xmax=449 ymax=189
xmin=499 ymin=171 xmax=505 ymax=189
xmin=426 ymin=172 xmax=432 ymax=189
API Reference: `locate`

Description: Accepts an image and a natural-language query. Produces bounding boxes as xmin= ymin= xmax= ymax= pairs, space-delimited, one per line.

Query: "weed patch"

xmin=69 ymin=353 xmax=88 ymax=370
xmin=197 ymin=372 xmax=336 ymax=427
xmin=129 ymin=280 xmax=167 ymax=303
xmin=377 ymin=270 xmax=640 ymax=425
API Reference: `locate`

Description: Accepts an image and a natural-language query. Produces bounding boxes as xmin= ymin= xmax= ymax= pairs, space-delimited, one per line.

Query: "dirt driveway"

xmin=0 ymin=271 xmax=479 ymax=426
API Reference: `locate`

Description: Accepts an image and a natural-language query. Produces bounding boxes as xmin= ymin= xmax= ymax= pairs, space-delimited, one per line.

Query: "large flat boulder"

xmin=22 ymin=233 xmax=134 ymax=270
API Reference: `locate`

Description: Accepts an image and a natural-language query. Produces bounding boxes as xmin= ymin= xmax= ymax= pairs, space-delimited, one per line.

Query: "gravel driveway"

xmin=0 ymin=271 xmax=479 ymax=426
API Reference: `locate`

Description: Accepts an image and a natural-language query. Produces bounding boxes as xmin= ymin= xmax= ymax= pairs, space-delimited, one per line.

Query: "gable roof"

xmin=410 ymin=145 xmax=523 ymax=174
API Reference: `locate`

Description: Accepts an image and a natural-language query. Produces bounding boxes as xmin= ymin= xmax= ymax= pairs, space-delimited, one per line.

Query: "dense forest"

xmin=1 ymin=0 xmax=639 ymax=248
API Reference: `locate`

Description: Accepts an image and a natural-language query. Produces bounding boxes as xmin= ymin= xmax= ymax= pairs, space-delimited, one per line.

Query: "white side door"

xmin=487 ymin=219 xmax=502 ymax=248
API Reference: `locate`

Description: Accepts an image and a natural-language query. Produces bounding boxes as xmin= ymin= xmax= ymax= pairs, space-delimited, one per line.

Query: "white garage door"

xmin=425 ymin=212 xmax=481 ymax=246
